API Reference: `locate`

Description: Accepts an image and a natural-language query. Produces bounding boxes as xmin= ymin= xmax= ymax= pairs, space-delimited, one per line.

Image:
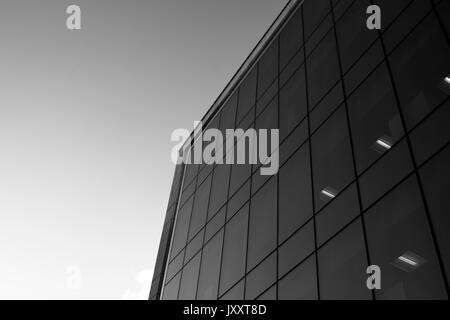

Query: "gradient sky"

xmin=0 ymin=0 xmax=288 ymax=299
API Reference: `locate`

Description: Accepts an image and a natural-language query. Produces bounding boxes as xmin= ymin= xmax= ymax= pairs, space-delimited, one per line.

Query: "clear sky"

xmin=0 ymin=0 xmax=288 ymax=299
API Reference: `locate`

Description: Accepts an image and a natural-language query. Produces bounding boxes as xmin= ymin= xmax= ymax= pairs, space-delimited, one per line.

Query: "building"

xmin=150 ymin=0 xmax=450 ymax=300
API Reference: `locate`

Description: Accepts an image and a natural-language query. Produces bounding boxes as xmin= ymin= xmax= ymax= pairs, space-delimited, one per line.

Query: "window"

xmin=410 ymin=100 xmax=450 ymax=165
xmin=316 ymin=183 xmax=360 ymax=246
xmin=318 ymin=219 xmax=372 ymax=300
xmin=208 ymin=164 xmax=231 ymax=219
xmin=311 ymin=106 xmax=354 ymax=211
xmin=237 ymin=67 xmax=257 ymax=123
xmin=279 ymin=144 xmax=312 ymax=242
xmin=245 ymin=253 xmax=276 ymax=300
xmin=310 ymin=82 xmax=343 ymax=130
xmin=247 ymin=178 xmax=277 ymax=270
xmin=258 ymin=39 xmax=278 ymax=97
xmin=389 ymin=14 xmax=450 ymax=129
xmin=163 ymin=273 xmax=181 ymax=300
xmin=364 ymin=176 xmax=447 ymax=299
xmin=278 ymin=255 xmax=317 ymax=300
xmin=185 ymin=229 xmax=204 ymax=263
xmin=359 ymin=139 xmax=414 ymax=209
xmin=227 ymin=180 xmax=250 ymax=221
xmin=307 ymin=31 xmax=341 ymax=109
xmin=219 ymin=204 xmax=248 ymax=295
xmin=420 ymin=146 xmax=450 ymax=285
xmin=188 ymin=174 xmax=212 ymax=241
xmin=280 ymin=8 xmax=303 ymax=69
xmin=204 ymin=206 xmax=226 ymax=243
xmin=170 ymin=197 xmax=193 ymax=259
xmin=197 ymin=230 xmax=224 ymax=300
xmin=220 ymin=280 xmax=244 ymax=300
xmin=178 ymin=253 xmax=201 ymax=300
xmin=278 ymin=221 xmax=315 ymax=277
xmin=279 ymin=118 xmax=308 ymax=165
xmin=347 ymin=63 xmax=404 ymax=174
xmin=303 ymin=0 xmax=331 ymax=40
xmin=335 ymin=0 xmax=376 ymax=73
xmin=280 ymin=65 xmax=307 ymax=139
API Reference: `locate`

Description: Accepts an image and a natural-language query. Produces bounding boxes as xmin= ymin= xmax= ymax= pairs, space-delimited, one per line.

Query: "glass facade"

xmin=150 ymin=0 xmax=450 ymax=300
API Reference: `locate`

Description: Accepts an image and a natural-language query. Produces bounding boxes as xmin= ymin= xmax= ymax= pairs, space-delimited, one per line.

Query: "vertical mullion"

xmin=301 ymin=5 xmax=321 ymax=301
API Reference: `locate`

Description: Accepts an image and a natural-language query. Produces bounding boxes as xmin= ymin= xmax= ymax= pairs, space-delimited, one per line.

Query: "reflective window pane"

xmin=245 ymin=253 xmax=276 ymax=300
xmin=365 ymin=176 xmax=447 ymax=300
xmin=279 ymin=254 xmax=317 ymax=300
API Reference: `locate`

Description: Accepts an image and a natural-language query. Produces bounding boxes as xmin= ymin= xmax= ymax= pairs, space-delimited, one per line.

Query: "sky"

xmin=0 ymin=0 xmax=288 ymax=299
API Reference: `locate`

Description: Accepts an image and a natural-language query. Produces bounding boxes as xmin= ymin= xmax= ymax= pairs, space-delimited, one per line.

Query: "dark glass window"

xmin=220 ymin=92 xmax=238 ymax=137
xmin=364 ymin=176 xmax=447 ymax=299
xmin=410 ymin=100 xmax=450 ymax=165
xmin=278 ymin=255 xmax=317 ymax=300
xmin=372 ymin=0 xmax=415 ymax=31
xmin=437 ymin=0 xmax=450 ymax=37
xmin=278 ymin=221 xmax=315 ymax=277
xmin=307 ymin=31 xmax=341 ymax=109
xmin=227 ymin=180 xmax=250 ymax=221
xmin=204 ymin=206 xmax=226 ymax=243
xmin=183 ymin=164 xmax=199 ymax=191
xmin=197 ymin=230 xmax=224 ymax=300
xmin=245 ymin=253 xmax=276 ymax=300
xmin=247 ymin=178 xmax=277 ymax=270
xmin=256 ymin=285 xmax=276 ymax=300
xmin=219 ymin=204 xmax=248 ymax=295
xmin=335 ymin=0 xmax=376 ymax=73
xmin=318 ymin=219 xmax=372 ymax=300
xmin=258 ymin=39 xmax=278 ymax=97
xmin=280 ymin=8 xmax=303 ymax=69
xmin=178 ymin=253 xmax=201 ymax=300
xmin=280 ymin=65 xmax=307 ymax=139
xmin=188 ymin=174 xmax=212 ymax=241
xmin=208 ymin=164 xmax=231 ymax=219
xmin=303 ymin=0 xmax=331 ymax=40
xmin=389 ymin=14 xmax=450 ymax=129
xmin=163 ymin=273 xmax=181 ymax=300
xmin=170 ymin=197 xmax=193 ymax=259
xmin=347 ymin=63 xmax=404 ymax=174
xmin=310 ymin=82 xmax=343 ymax=130
xmin=166 ymin=249 xmax=184 ymax=283
xmin=316 ymin=183 xmax=360 ymax=246
xmin=237 ymin=67 xmax=257 ymax=123
xmin=279 ymin=144 xmax=312 ymax=242
xmin=279 ymin=118 xmax=308 ymax=166
xmin=359 ymin=139 xmax=414 ymax=209
xmin=382 ymin=0 xmax=432 ymax=53
xmin=420 ymin=146 xmax=450 ymax=284
xmin=220 ymin=280 xmax=244 ymax=300
xmin=185 ymin=229 xmax=204 ymax=263
xmin=311 ymin=106 xmax=354 ymax=211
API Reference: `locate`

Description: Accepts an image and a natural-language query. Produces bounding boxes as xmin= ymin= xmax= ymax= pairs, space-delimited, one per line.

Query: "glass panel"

xmin=278 ymin=254 xmax=317 ymax=300
xmin=303 ymin=0 xmax=331 ymax=40
xmin=335 ymin=0 xmax=376 ymax=73
xmin=170 ymin=197 xmax=194 ymax=259
xmin=365 ymin=176 xmax=447 ymax=300
xmin=247 ymin=178 xmax=277 ymax=270
xmin=245 ymin=253 xmax=276 ymax=300
xmin=347 ymin=63 xmax=404 ymax=174
xmin=311 ymin=106 xmax=354 ymax=211
xmin=279 ymin=144 xmax=312 ymax=242
xmin=188 ymin=174 xmax=212 ymax=241
xmin=280 ymin=8 xmax=303 ymax=69
xmin=280 ymin=64 xmax=307 ymax=139
xmin=208 ymin=164 xmax=231 ymax=219
xmin=318 ymin=219 xmax=372 ymax=300
xmin=420 ymin=146 xmax=450 ymax=285
xmin=237 ymin=67 xmax=257 ymax=123
xmin=219 ymin=204 xmax=248 ymax=295
xmin=359 ymin=139 xmax=414 ymax=209
xmin=258 ymin=39 xmax=278 ymax=97
xmin=410 ymin=100 xmax=450 ymax=165
xmin=316 ymin=183 xmax=360 ymax=246
xmin=389 ymin=14 xmax=450 ymax=129
xmin=163 ymin=273 xmax=181 ymax=300
xmin=204 ymin=206 xmax=226 ymax=243
xmin=220 ymin=280 xmax=244 ymax=300
xmin=307 ymin=31 xmax=341 ymax=112
xmin=197 ymin=230 xmax=224 ymax=300
xmin=278 ymin=221 xmax=315 ymax=277
xmin=178 ymin=253 xmax=201 ymax=300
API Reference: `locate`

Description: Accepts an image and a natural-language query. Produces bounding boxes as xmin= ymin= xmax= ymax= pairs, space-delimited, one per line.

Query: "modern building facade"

xmin=150 ymin=0 xmax=450 ymax=300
